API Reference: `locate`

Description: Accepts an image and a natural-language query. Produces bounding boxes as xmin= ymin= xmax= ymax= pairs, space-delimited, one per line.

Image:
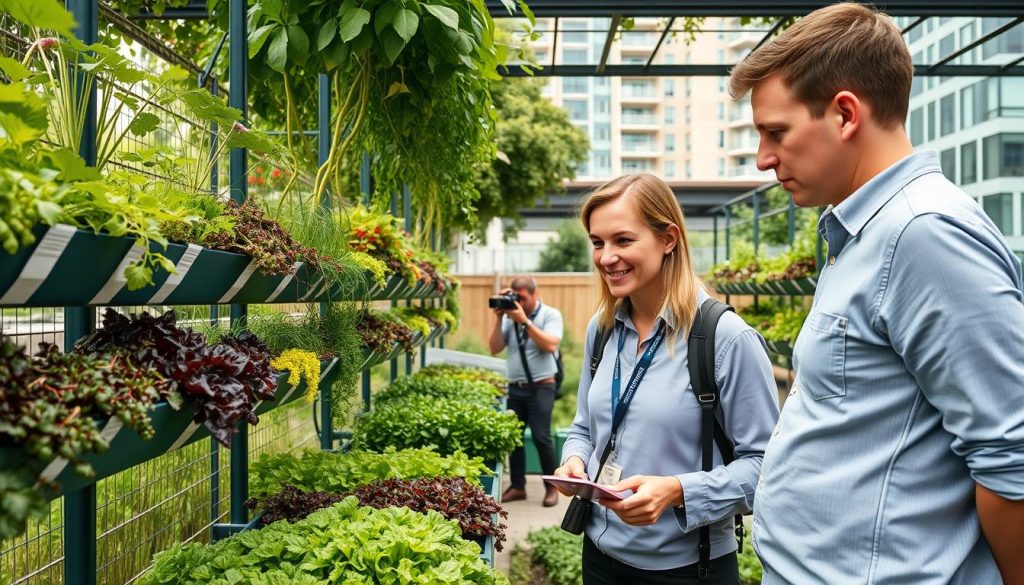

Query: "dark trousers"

xmin=507 ymin=382 xmax=557 ymax=489
xmin=583 ymin=536 xmax=740 ymax=585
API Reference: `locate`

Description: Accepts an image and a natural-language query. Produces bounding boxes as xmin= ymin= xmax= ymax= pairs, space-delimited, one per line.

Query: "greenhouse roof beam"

xmin=486 ymin=1 xmax=1024 ymax=18
xmin=501 ymin=63 xmax=1024 ymax=76
xmin=750 ymin=16 xmax=791 ymax=54
xmin=901 ymin=16 xmax=927 ymax=35
xmin=643 ymin=16 xmax=675 ymax=70
xmin=930 ymin=16 xmax=1023 ymax=70
xmin=596 ymin=15 xmax=621 ymax=75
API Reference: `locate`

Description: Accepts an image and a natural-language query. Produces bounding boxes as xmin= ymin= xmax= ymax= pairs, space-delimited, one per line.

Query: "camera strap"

xmin=513 ymin=304 xmax=543 ymax=387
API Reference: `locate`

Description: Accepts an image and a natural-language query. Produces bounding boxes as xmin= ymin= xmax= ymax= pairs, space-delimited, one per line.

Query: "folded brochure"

xmin=541 ymin=475 xmax=631 ymax=501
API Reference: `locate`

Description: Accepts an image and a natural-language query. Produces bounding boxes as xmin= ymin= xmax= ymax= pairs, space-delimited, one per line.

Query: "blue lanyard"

xmin=609 ymin=320 xmax=666 ymax=449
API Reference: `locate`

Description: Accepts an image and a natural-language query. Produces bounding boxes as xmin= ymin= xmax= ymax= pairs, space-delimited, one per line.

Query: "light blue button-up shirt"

xmin=754 ymin=150 xmax=1024 ymax=585
xmin=562 ymin=289 xmax=779 ymax=570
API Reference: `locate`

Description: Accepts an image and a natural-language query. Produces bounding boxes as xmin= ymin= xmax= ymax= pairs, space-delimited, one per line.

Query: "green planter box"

xmin=0 ymin=224 xmax=446 ymax=306
xmin=523 ymin=428 xmax=569 ymax=474
xmin=0 ymin=357 xmax=342 ymax=499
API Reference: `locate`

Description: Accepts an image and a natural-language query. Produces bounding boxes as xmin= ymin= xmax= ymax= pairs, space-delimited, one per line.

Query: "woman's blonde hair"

xmin=580 ymin=173 xmax=702 ymax=348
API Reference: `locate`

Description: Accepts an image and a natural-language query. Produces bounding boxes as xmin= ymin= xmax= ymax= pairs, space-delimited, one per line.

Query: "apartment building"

xmin=533 ymin=17 xmax=773 ymax=182
xmin=900 ymin=16 xmax=1024 ymax=255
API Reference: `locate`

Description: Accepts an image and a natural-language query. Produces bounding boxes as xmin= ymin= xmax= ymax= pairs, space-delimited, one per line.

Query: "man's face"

xmin=514 ymin=288 xmax=537 ymax=313
xmin=751 ymin=75 xmax=850 ymax=208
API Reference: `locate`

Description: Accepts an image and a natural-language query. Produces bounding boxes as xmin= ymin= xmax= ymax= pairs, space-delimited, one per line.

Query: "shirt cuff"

xmin=673 ymin=471 xmax=709 ymax=532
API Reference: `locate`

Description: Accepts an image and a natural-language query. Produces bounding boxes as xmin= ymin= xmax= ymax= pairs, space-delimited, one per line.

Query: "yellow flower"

xmin=271 ymin=349 xmax=321 ymax=403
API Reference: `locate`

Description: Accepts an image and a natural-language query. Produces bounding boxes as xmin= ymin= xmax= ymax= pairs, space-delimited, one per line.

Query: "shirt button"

xmin=829 ymin=256 xmax=836 ymax=265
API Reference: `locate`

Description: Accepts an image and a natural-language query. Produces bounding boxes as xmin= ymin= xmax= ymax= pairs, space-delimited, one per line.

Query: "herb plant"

xmin=525 ymin=526 xmax=584 ymax=585
xmin=0 ymin=336 xmax=163 ymax=538
xmin=374 ymin=374 xmax=500 ymax=407
xmin=351 ymin=395 xmax=523 ymax=462
xmin=417 ymin=363 xmax=506 ymax=392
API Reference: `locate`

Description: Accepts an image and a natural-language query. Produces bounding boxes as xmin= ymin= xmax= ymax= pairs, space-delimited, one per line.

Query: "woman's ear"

xmin=663 ymin=223 xmax=681 ymax=255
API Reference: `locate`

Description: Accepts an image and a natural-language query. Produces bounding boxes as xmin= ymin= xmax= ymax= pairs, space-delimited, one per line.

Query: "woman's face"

xmin=588 ymin=195 xmax=675 ymax=303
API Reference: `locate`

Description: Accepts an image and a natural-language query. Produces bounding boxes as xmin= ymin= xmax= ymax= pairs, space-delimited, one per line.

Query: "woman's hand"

xmin=600 ymin=475 xmax=683 ymax=526
xmin=551 ymin=456 xmax=587 ymax=497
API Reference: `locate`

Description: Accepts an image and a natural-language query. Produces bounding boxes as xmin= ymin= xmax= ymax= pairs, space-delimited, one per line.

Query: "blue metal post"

xmin=752 ymin=189 xmax=761 ymax=257
xmin=403 ymin=185 xmax=414 ymax=374
xmin=787 ymin=197 xmax=796 ymax=246
xmin=65 ymin=0 xmax=98 ymax=582
xmin=713 ymin=215 xmax=719 ymax=266
xmin=724 ymin=207 xmax=731 ymax=261
xmin=361 ymin=153 xmax=372 ymax=410
xmin=228 ymin=0 xmax=249 ymax=526
xmin=318 ymin=74 xmax=334 ymax=450
xmin=389 ymin=190 xmax=399 ymax=382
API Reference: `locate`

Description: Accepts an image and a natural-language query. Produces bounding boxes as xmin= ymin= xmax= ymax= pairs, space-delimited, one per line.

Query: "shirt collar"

xmin=826 ymin=150 xmax=941 ymax=238
xmin=613 ymin=287 xmax=710 ymax=334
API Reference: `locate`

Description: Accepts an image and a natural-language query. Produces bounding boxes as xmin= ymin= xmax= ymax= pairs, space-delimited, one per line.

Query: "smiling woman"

xmin=551 ymin=173 xmax=780 ymax=585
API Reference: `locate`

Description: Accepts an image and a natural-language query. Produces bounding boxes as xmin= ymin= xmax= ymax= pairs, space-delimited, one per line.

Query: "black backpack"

xmin=588 ymin=298 xmax=746 ymax=581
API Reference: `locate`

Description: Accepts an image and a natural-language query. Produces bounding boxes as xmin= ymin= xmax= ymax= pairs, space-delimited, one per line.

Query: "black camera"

xmin=488 ymin=291 xmax=521 ymax=311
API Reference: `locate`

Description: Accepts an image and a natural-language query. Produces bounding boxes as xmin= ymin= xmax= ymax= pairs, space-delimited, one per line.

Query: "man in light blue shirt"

xmin=729 ymin=3 xmax=1024 ymax=584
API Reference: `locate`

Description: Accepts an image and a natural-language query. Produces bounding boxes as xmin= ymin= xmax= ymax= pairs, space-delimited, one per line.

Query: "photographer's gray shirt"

xmin=501 ymin=302 xmax=563 ymax=383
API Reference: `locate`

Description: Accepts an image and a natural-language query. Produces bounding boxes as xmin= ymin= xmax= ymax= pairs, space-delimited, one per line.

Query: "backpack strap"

xmin=687 ymin=297 xmax=740 ymax=582
xmin=588 ymin=326 xmax=613 ymax=381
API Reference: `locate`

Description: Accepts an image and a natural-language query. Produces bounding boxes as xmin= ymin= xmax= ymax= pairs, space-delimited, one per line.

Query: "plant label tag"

xmin=598 ymin=462 xmax=622 ymax=486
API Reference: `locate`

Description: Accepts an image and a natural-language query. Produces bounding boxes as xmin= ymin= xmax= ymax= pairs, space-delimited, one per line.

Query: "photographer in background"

xmin=489 ymin=275 xmax=564 ymax=507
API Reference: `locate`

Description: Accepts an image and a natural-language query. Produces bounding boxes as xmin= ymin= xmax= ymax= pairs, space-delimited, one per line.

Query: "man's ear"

xmin=834 ymin=91 xmax=861 ymax=142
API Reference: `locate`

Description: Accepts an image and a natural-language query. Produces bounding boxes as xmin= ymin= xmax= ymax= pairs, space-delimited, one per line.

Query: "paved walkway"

xmin=495 ymin=473 xmax=571 ymax=574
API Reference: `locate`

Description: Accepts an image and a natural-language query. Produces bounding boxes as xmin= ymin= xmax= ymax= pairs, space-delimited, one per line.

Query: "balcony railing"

xmin=621 ymin=114 xmax=659 ymax=125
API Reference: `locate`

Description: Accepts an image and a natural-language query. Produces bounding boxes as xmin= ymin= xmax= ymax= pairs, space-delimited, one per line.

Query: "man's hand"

xmin=505 ymin=301 xmax=528 ymax=325
xmin=552 ymin=456 xmax=587 ymax=497
xmin=600 ymin=475 xmax=683 ymax=526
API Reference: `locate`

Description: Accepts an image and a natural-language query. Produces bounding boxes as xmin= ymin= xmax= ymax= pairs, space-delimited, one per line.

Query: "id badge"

xmin=598 ymin=462 xmax=622 ymax=486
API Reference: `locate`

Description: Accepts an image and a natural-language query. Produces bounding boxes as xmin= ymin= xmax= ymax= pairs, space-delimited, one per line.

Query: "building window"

xmin=716 ymin=102 xmax=725 ymax=120
xmin=718 ymin=158 xmax=725 ymax=176
xmin=622 ymin=133 xmax=655 ymax=151
xmin=961 ymin=85 xmax=975 ymax=128
xmin=961 ymin=141 xmax=977 ymax=185
xmin=685 ymin=159 xmax=692 ymax=178
xmin=595 ymin=95 xmax=610 ymax=114
xmin=717 ymin=49 xmax=725 ymax=64
xmin=959 ymin=23 xmax=976 ymax=64
xmin=665 ymin=133 xmax=676 ymax=152
xmin=982 ymin=17 xmax=1024 ymax=59
xmin=664 ymin=160 xmax=676 ymax=178
xmin=594 ymin=123 xmax=611 ymax=142
xmin=939 ymin=33 xmax=956 ymax=82
xmin=563 ymin=20 xmax=588 ymax=44
xmin=622 ymin=159 xmax=654 ymax=172
xmin=685 ymin=105 xmax=691 ymax=123
xmin=940 ymin=94 xmax=956 ymax=136
xmin=664 ymin=53 xmax=675 ymax=65
xmin=909 ymin=107 xmax=924 ymax=146
xmin=908 ymin=21 xmax=923 ymax=43
xmin=927 ymin=101 xmax=937 ymax=141
xmin=718 ymin=130 xmax=725 ymax=148
xmin=664 ymin=106 xmax=676 ymax=124
xmin=718 ymin=78 xmax=727 ymax=93
xmin=685 ymin=132 xmax=692 ymax=151
xmin=664 ymin=79 xmax=675 ymax=97
xmin=982 ymin=193 xmax=1014 ymax=236
xmin=564 ymin=77 xmax=589 ymax=94
xmin=565 ymin=99 xmax=589 ymax=121
xmin=940 ymin=147 xmax=957 ymax=181
xmin=593 ymin=150 xmax=611 ymax=174
xmin=984 ymin=133 xmax=1024 ymax=180
xmin=563 ymin=48 xmax=588 ymax=64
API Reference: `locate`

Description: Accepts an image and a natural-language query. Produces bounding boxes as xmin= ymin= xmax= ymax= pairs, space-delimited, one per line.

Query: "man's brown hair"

xmin=729 ymin=2 xmax=913 ymax=129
